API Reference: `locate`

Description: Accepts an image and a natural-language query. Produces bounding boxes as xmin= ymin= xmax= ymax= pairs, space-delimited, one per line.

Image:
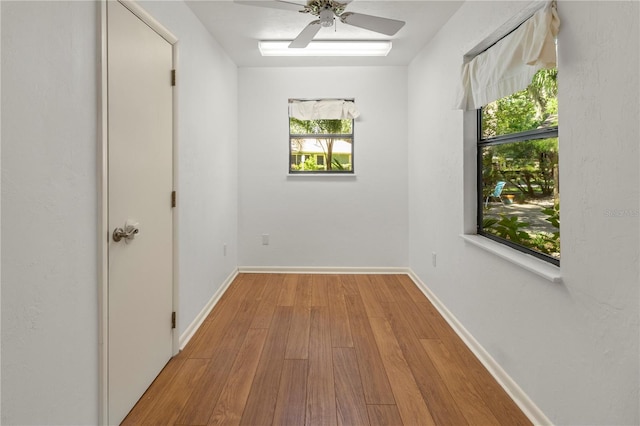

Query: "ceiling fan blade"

xmin=289 ymin=21 xmax=322 ymax=48
xmin=340 ymin=12 xmax=405 ymax=36
xmin=234 ymin=0 xmax=305 ymax=13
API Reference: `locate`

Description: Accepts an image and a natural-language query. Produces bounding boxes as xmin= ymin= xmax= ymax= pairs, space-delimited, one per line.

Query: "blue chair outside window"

xmin=485 ymin=181 xmax=507 ymax=207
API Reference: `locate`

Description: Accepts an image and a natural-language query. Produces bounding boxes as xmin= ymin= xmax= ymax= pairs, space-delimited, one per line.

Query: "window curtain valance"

xmin=289 ymin=99 xmax=360 ymax=120
xmin=455 ymin=1 xmax=560 ymax=111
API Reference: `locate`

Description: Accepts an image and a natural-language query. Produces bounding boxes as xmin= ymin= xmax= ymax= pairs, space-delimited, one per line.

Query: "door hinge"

xmin=171 ymin=69 xmax=176 ymax=86
xmin=171 ymin=311 xmax=176 ymax=329
xmin=171 ymin=190 xmax=176 ymax=208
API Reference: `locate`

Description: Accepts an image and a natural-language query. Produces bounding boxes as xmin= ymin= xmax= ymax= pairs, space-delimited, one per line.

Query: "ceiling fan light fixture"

xmin=258 ymin=40 xmax=393 ymax=57
xmin=319 ymin=8 xmax=334 ymax=27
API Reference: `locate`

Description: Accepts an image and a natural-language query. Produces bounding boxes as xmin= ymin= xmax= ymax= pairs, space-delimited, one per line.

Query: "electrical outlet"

xmin=432 ymin=252 xmax=437 ymax=267
xmin=223 ymin=243 xmax=227 ymax=256
xmin=262 ymin=234 xmax=269 ymax=245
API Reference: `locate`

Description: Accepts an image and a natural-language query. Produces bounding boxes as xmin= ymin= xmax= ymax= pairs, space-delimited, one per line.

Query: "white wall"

xmin=1 ymin=1 xmax=238 ymax=424
xmin=1 ymin=2 xmax=99 ymax=423
xmin=141 ymin=1 xmax=238 ymax=337
xmin=238 ymin=67 xmax=408 ymax=268
xmin=1 ymin=1 xmax=3 ymax=419
xmin=408 ymin=1 xmax=639 ymax=425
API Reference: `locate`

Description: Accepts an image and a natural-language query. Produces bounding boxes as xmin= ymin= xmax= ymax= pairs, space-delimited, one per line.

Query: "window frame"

xmin=476 ymin=105 xmax=560 ymax=266
xmin=288 ymin=118 xmax=355 ymax=175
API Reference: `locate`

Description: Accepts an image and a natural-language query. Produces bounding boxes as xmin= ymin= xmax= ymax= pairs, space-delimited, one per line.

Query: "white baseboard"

xmin=178 ymin=268 xmax=238 ymax=350
xmin=238 ymin=266 xmax=410 ymax=274
xmin=407 ymin=270 xmax=552 ymax=426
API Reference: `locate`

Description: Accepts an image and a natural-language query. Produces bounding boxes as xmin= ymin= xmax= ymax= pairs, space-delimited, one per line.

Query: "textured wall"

xmin=238 ymin=66 xmax=409 ymax=268
xmin=408 ymin=1 xmax=639 ymax=424
xmin=1 ymin=2 xmax=99 ymax=423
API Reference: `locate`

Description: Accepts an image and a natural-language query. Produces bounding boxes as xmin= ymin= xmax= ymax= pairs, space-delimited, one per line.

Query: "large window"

xmin=478 ymin=68 xmax=559 ymax=264
xmin=288 ymin=99 xmax=357 ymax=174
xmin=289 ymin=118 xmax=354 ymax=173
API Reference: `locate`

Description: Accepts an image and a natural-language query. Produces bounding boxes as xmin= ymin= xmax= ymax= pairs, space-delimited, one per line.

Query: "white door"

xmin=107 ymin=2 xmax=174 ymax=424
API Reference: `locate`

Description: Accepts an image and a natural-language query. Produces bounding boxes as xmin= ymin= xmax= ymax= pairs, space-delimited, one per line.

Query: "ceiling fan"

xmin=236 ymin=0 xmax=406 ymax=48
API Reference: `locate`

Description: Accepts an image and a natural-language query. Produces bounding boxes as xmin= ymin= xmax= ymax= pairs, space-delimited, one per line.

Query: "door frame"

xmin=98 ymin=1 xmax=179 ymax=424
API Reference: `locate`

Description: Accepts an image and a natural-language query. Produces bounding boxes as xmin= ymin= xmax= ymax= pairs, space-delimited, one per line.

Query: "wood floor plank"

xmin=367 ymin=405 xmax=403 ymax=426
xmin=459 ymin=356 xmax=532 ymax=425
xmin=250 ymin=274 xmax=285 ymax=329
xmin=369 ymin=316 xmax=436 ymax=426
xmin=174 ymin=280 xmax=268 ymax=425
xmin=180 ymin=274 xmax=266 ymax=358
xmin=182 ymin=315 xmax=227 ymax=360
xmin=417 ymin=300 xmax=454 ymax=339
xmin=382 ymin=302 xmax=469 ymax=426
xmin=285 ymin=275 xmax=312 ymax=359
xmin=306 ymin=307 xmax=337 ymax=426
xmin=416 ymin=300 xmax=478 ymax=360
xmin=420 ymin=338 xmax=501 ymax=425
xmin=207 ymin=328 xmax=269 ymax=426
xmin=121 ymin=357 xmax=186 ymax=425
xmin=188 ymin=279 xmax=266 ymax=359
xmin=205 ymin=274 xmax=255 ymax=323
xmin=381 ymin=275 xmax=438 ymax=339
xmin=240 ymin=305 xmax=293 ymax=426
xmin=175 ymin=360 xmax=231 ymax=425
xmin=356 ymin=275 xmax=386 ymax=318
xmin=178 ymin=319 xmax=214 ymax=359
xmin=344 ymin=294 xmax=396 ymax=405
xmin=179 ymin=276 xmax=250 ymax=359
xmin=140 ymin=358 xmax=209 ymax=424
xmin=185 ymin=301 xmax=244 ymax=359
xmin=278 ymin=274 xmax=298 ymax=306
xmin=333 ymin=347 xmax=371 ymax=426
xmin=338 ymin=274 xmax=359 ymax=296
xmin=182 ymin=275 xmax=264 ymax=359
xmin=416 ymin=300 xmax=483 ymax=368
xmin=416 ymin=301 xmax=531 ymax=425
xmin=310 ymin=274 xmax=329 ymax=306
xmin=327 ymin=275 xmax=354 ymax=348
xmin=366 ymin=274 xmax=398 ymax=304
xmin=395 ymin=274 xmax=428 ymax=305
xmin=126 ymin=274 xmax=532 ymax=426
xmin=204 ymin=275 xmax=242 ymax=318
xmin=273 ymin=359 xmax=309 ymax=426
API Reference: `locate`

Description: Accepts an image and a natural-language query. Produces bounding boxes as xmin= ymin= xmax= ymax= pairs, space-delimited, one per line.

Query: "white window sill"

xmin=460 ymin=234 xmax=562 ymax=283
xmin=287 ymin=173 xmax=357 ymax=178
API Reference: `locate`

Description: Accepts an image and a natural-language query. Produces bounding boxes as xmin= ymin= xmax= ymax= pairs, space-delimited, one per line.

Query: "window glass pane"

xmin=481 ymin=69 xmax=558 ymax=139
xmin=290 ymin=138 xmax=353 ymax=172
xmin=290 ymin=118 xmax=352 ymax=135
xmin=289 ymin=106 xmax=354 ymax=174
xmin=480 ymin=137 xmax=559 ymax=260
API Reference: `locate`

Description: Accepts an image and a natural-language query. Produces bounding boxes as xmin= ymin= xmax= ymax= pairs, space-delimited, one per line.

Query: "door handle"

xmin=113 ymin=222 xmax=139 ymax=243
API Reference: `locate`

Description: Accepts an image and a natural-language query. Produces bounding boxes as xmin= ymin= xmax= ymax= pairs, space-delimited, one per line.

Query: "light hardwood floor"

xmin=123 ymin=273 xmax=531 ymax=425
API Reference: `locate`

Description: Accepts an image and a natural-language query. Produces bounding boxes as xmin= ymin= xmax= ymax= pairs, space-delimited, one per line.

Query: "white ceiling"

xmin=185 ymin=0 xmax=464 ymax=67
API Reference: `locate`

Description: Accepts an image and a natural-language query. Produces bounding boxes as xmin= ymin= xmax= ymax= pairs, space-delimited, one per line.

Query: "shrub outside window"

xmin=478 ymin=68 xmax=559 ymax=265
xmin=289 ymin=117 xmax=354 ymax=174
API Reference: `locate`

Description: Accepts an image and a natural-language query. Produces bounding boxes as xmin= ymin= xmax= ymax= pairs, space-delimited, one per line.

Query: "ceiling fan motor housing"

xmin=303 ymin=0 xmax=348 ymax=17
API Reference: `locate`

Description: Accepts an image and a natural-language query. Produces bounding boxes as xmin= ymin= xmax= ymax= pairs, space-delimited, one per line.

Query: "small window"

xmin=478 ymin=69 xmax=559 ymax=265
xmin=289 ymin=99 xmax=356 ymax=174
